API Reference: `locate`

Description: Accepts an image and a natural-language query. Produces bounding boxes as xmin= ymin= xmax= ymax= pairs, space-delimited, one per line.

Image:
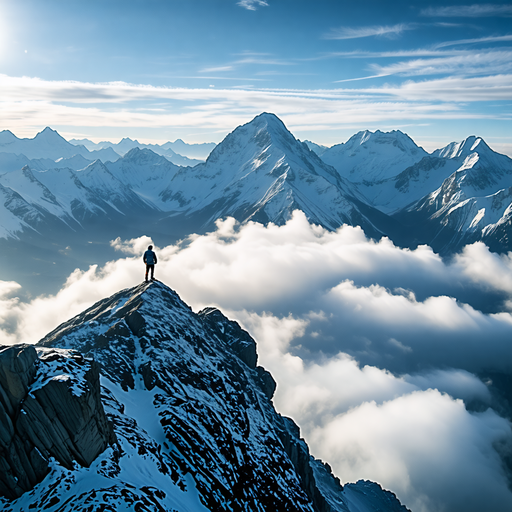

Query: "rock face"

xmin=0 ymin=344 xmax=115 ymax=499
xmin=0 ymin=280 xmax=411 ymax=511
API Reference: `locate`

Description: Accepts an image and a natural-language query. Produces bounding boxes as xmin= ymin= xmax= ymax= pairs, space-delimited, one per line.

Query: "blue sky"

xmin=0 ymin=0 xmax=511 ymax=154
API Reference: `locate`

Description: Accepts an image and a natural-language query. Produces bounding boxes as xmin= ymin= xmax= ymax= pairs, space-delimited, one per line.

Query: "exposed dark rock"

xmin=0 ymin=345 xmax=37 ymax=415
xmin=0 ymin=346 xmax=115 ymax=499
xmin=256 ymin=366 xmax=276 ymax=400
xmin=199 ymin=306 xmax=258 ymax=368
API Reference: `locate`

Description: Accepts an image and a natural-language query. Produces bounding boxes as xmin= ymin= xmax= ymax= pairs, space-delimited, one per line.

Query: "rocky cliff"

xmin=0 ymin=344 xmax=115 ymax=499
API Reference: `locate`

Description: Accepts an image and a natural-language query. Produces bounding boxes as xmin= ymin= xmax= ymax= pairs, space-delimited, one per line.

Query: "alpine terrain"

xmin=1 ymin=112 xmax=512 ymax=294
xmin=0 ymin=281 xmax=409 ymax=512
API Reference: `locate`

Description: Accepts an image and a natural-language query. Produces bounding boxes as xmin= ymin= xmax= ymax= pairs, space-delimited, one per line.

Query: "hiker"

xmin=143 ymin=245 xmax=157 ymax=281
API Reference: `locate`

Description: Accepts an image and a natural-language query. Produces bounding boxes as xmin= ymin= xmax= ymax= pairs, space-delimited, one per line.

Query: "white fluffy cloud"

xmin=310 ymin=391 xmax=512 ymax=512
xmin=2 ymin=212 xmax=512 ymax=511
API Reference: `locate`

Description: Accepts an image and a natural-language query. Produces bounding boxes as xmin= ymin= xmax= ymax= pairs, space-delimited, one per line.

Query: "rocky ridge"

xmin=0 ymin=281 xmax=409 ymax=512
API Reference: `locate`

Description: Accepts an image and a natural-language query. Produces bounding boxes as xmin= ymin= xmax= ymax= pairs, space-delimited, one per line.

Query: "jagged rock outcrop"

xmin=1 ymin=281 xmax=409 ymax=511
xmin=0 ymin=345 xmax=115 ymax=499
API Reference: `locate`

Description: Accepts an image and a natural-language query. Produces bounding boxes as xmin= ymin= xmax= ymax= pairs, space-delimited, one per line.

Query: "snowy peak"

xmin=165 ymin=112 xmax=369 ymax=231
xmin=339 ymin=129 xmax=422 ymax=155
xmin=206 ymin=112 xmax=291 ymax=164
xmin=0 ymin=130 xmax=19 ymax=145
xmin=34 ymin=126 xmax=68 ymax=143
xmin=0 ymin=128 xmax=119 ymax=163
xmin=122 ymin=146 xmax=172 ymax=166
xmin=321 ymin=129 xmax=428 ymax=183
xmin=164 ymin=138 xmax=216 ymax=160
xmin=433 ymin=136 xmax=494 ymax=160
xmin=204 ymin=112 xmax=334 ymax=182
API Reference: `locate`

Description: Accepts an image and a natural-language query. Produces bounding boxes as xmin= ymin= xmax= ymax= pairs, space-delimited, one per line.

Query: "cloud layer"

xmin=2 ymin=212 xmax=512 ymax=511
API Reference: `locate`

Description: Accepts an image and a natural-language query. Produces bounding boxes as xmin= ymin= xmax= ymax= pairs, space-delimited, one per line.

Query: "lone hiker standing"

xmin=143 ymin=245 xmax=157 ymax=282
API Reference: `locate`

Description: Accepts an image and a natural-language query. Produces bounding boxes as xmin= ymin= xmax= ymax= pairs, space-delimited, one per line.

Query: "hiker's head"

xmin=148 ymin=245 xmax=153 ymax=250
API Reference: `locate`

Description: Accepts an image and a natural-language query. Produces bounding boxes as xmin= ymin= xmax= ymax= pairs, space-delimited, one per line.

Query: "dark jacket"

xmin=143 ymin=250 xmax=157 ymax=265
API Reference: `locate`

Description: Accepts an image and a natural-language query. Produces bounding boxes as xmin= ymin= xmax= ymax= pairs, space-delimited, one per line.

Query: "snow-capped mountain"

xmin=0 ymin=280 xmax=409 ymax=512
xmin=0 ymin=152 xmax=101 ymax=174
xmin=0 ymin=128 xmax=119 ymax=163
xmin=160 ymin=113 xmax=388 ymax=235
xmin=321 ymin=130 xmax=428 ymax=183
xmin=395 ymin=136 xmax=512 ymax=252
xmin=69 ymin=136 xmax=211 ymax=166
xmin=164 ymin=139 xmax=217 ymax=160
xmin=0 ymin=113 xmax=394 ymax=242
xmin=0 ymin=163 xmax=153 ymax=233
xmin=106 ymin=148 xmax=181 ymax=208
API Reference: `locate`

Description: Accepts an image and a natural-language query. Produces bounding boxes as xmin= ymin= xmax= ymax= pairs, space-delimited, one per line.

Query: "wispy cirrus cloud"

xmin=434 ymin=34 xmax=512 ymax=48
xmin=199 ymin=65 xmax=234 ymax=73
xmin=237 ymin=0 xmax=268 ymax=11
xmin=421 ymin=3 xmax=512 ymax=17
xmin=324 ymin=23 xmax=414 ymax=40
xmin=199 ymin=53 xmax=294 ymax=75
xmin=371 ymin=50 xmax=512 ymax=77
xmin=367 ymin=73 xmax=512 ymax=102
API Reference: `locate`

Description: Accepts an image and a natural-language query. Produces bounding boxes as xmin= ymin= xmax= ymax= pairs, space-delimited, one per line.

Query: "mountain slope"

xmin=0 ymin=281 xmax=409 ymax=512
xmin=395 ymin=136 xmax=512 ymax=252
xmin=106 ymin=148 xmax=180 ymax=208
xmin=0 ymin=163 xmax=154 ymax=229
xmin=321 ymin=130 xmax=428 ymax=183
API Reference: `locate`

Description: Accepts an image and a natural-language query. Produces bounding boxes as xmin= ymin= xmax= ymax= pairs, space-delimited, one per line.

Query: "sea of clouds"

xmin=1 ymin=211 xmax=512 ymax=512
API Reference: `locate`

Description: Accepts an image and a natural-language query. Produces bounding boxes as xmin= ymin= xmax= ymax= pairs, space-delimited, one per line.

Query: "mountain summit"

xmin=162 ymin=113 xmax=385 ymax=234
xmin=0 ymin=280 xmax=409 ymax=512
xmin=321 ymin=129 xmax=428 ymax=183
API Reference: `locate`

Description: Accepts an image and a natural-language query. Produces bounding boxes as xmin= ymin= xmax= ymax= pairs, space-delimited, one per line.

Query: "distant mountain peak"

xmin=352 ymin=128 xmax=414 ymax=147
xmin=0 ymin=129 xmax=18 ymax=145
xmin=433 ymin=135 xmax=494 ymax=160
xmin=123 ymin=146 xmax=170 ymax=165
xmin=36 ymin=126 xmax=61 ymax=137
xmin=322 ymin=128 xmax=427 ymax=182
xmin=33 ymin=127 xmax=70 ymax=146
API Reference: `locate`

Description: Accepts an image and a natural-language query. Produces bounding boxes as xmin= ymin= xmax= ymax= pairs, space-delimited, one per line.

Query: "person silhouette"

xmin=143 ymin=245 xmax=157 ymax=281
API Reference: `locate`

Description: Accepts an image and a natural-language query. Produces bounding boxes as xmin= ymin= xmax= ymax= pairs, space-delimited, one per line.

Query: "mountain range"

xmin=69 ymin=136 xmax=215 ymax=162
xmin=0 ymin=127 xmax=210 ymax=173
xmin=0 ymin=280 xmax=410 ymax=511
xmin=1 ymin=112 xmax=511 ymax=294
